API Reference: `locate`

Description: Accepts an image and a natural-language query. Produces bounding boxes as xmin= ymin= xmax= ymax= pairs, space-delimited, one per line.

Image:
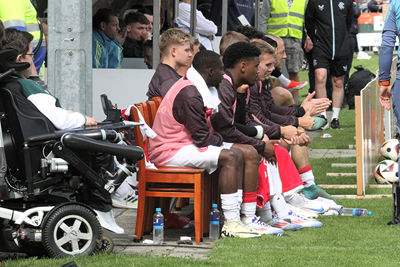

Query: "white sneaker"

xmin=265 ymin=214 xmax=302 ymax=231
xmin=112 ymin=191 xmax=138 ymax=209
xmin=283 ymin=212 xmax=323 ymax=228
xmin=221 ymin=220 xmax=261 ymax=238
xmin=286 ymin=193 xmax=329 ymax=214
xmin=95 ymin=209 xmax=125 ymax=234
xmin=242 ymin=216 xmax=284 ymax=235
xmin=287 ymin=204 xmax=319 ymax=219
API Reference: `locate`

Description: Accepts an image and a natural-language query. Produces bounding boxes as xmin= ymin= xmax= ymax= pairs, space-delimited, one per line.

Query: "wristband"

xmin=255 ymin=125 xmax=264 ymax=140
xmin=379 ymin=81 xmax=390 ymax=86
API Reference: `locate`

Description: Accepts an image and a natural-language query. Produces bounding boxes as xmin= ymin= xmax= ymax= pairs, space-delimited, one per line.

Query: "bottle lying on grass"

xmin=339 ymin=207 xmax=372 ymax=216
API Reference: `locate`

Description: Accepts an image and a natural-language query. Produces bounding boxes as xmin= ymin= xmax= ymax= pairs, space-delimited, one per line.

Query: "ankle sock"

xmin=298 ymin=165 xmax=315 ymax=187
xmin=221 ymin=192 xmax=240 ymax=222
xmin=278 ymin=74 xmax=291 ymax=87
xmin=270 ymin=193 xmax=291 ymax=218
xmin=332 ymin=107 xmax=341 ymax=120
xmin=257 ymin=202 xmax=273 ymax=222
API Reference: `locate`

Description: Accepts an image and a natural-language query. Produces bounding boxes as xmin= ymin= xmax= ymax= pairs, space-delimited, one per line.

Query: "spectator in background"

xmin=176 ymin=0 xmax=217 ymax=50
xmin=259 ymin=0 xmax=309 ymax=102
xmin=143 ymin=38 xmax=153 ymax=69
xmin=210 ymin=0 xmax=254 ymax=35
xmin=117 ymin=18 xmax=127 ymax=46
xmin=147 ymin=28 xmax=193 ymax=99
xmin=138 ymin=7 xmax=153 ymax=36
xmin=0 ymin=0 xmax=46 ymax=74
xmin=306 ymin=0 xmax=354 ymax=129
xmin=123 ymin=12 xmax=150 ymax=58
xmin=368 ymin=0 xmax=383 ymax=12
xmin=92 ymin=8 xmax=123 ymax=68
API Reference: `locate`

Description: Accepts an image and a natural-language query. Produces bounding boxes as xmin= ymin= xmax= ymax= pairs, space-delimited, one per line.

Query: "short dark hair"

xmin=124 ymin=12 xmax=150 ymax=26
xmin=192 ymin=50 xmax=221 ymax=73
xmin=262 ymin=36 xmax=277 ymax=48
xmin=93 ymin=8 xmax=117 ymax=29
xmin=223 ymin=42 xmax=260 ymax=69
xmin=118 ymin=18 xmax=126 ymax=34
xmin=3 ymin=28 xmax=33 ymax=59
xmin=233 ymin=26 xmax=264 ymax=40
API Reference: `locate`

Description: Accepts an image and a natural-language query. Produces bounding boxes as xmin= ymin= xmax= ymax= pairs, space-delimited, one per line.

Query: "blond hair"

xmin=251 ymin=40 xmax=275 ymax=56
xmin=159 ymin=28 xmax=193 ymax=57
xmin=219 ymin=31 xmax=249 ymax=56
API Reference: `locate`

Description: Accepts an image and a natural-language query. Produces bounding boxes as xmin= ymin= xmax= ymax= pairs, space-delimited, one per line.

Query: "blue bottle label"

xmin=153 ymin=218 xmax=164 ymax=229
xmin=353 ymin=209 xmax=362 ymax=216
xmin=210 ymin=214 xmax=219 ymax=224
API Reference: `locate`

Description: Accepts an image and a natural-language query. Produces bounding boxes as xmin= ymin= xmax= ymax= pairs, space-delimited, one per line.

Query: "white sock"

xmin=270 ymin=193 xmax=291 ymax=218
xmin=241 ymin=202 xmax=256 ymax=224
xmin=300 ymin=170 xmax=316 ymax=187
xmin=221 ymin=192 xmax=240 ymax=222
xmin=237 ymin=189 xmax=243 ymax=207
xmin=114 ymin=179 xmax=135 ymax=197
xmin=278 ymin=74 xmax=291 ymax=87
xmin=332 ymin=107 xmax=341 ymax=120
xmin=257 ymin=202 xmax=273 ymax=222
xmin=320 ymin=111 xmax=327 ymax=119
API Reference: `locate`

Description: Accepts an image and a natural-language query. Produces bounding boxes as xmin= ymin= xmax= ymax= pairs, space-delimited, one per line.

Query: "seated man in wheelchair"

xmin=0 ymin=28 xmax=144 ymax=257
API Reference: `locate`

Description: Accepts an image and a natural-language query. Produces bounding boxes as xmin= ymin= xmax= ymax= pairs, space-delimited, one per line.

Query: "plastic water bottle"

xmin=153 ymin=208 xmax=164 ymax=244
xmin=339 ymin=207 xmax=372 ymax=216
xmin=209 ymin=203 xmax=220 ymax=241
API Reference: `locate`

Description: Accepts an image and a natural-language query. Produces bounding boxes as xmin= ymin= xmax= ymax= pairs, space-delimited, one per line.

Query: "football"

xmin=380 ymin=139 xmax=399 ymax=161
xmin=374 ymin=159 xmax=399 ymax=184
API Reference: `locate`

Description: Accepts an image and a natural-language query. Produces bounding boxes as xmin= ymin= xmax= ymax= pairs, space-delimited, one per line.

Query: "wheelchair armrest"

xmin=25 ymin=129 xmax=122 ymax=146
xmin=62 ymin=133 xmax=144 ymax=163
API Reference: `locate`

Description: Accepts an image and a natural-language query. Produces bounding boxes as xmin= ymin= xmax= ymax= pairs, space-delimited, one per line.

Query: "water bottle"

xmin=209 ymin=203 xmax=220 ymax=241
xmin=339 ymin=207 xmax=372 ymax=216
xmin=153 ymin=208 xmax=164 ymax=244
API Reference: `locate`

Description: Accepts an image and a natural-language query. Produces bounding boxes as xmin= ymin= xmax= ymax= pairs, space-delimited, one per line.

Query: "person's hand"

xmin=301 ymin=91 xmax=332 ymax=116
xmin=304 ymin=38 xmax=313 ymax=53
xmin=379 ymin=85 xmax=392 ymax=110
xmin=262 ymin=134 xmax=270 ymax=143
xmin=237 ymin=84 xmax=249 ymax=93
xmin=298 ymin=110 xmax=315 ymax=130
xmin=207 ymin=35 xmax=214 ymax=41
xmin=263 ymin=140 xmax=280 ymax=164
xmin=280 ymin=125 xmax=299 ymax=141
xmin=85 ymin=116 xmax=99 ymax=126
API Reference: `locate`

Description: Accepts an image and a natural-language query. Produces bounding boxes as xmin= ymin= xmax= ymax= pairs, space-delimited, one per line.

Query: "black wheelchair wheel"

xmin=42 ymin=204 xmax=102 ymax=257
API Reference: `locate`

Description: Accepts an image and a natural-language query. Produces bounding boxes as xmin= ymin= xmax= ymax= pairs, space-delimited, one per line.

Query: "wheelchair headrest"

xmin=0 ymin=49 xmax=30 ymax=73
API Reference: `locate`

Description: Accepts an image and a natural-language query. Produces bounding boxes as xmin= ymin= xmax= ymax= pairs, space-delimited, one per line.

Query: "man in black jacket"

xmin=305 ymin=0 xmax=354 ymax=129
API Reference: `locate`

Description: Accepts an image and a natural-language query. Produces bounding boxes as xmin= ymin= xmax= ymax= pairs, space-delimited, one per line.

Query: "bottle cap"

xmin=156 ymin=208 xmax=161 ymax=212
xmin=368 ymin=211 xmax=372 ymax=216
xmin=212 ymin=203 xmax=217 ymax=208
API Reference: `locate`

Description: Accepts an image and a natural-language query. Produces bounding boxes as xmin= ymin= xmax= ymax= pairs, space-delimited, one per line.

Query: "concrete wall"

xmin=92 ymin=69 xmax=155 ymax=120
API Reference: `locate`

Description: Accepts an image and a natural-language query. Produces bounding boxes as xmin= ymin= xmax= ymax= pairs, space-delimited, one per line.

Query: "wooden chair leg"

xmin=135 ymin=190 xmax=147 ymax=239
xmin=194 ymin=174 xmax=202 ymax=244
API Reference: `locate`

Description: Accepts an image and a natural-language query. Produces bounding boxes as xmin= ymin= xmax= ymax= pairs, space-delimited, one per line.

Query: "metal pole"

xmin=255 ymin=0 xmax=260 ymax=30
xmin=47 ymin=0 xmax=92 ymax=115
xmin=190 ymin=0 xmax=197 ymax=37
xmin=174 ymin=0 xmax=179 ymax=22
xmin=222 ymin=0 xmax=228 ymax=35
xmin=153 ymin=0 xmax=160 ymax=69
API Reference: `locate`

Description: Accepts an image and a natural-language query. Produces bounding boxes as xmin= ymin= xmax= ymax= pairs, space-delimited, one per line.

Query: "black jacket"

xmin=305 ymin=0 xmax=355 ymax=58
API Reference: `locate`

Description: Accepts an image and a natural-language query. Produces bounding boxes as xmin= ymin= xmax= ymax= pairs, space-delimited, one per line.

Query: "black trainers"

xmin=318 ymin=115 xmax=329 ymax=130
xmin=330 ymin=118 xmax=342 ymax=129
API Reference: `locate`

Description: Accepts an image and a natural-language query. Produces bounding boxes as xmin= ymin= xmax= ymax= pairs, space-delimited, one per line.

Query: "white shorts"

xmin=165 ymin=142 xmax=233 ymax=174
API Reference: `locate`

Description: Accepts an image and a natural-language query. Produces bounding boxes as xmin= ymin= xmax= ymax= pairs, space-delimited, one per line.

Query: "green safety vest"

xmin=266 ymin=0 xmax=306 ymax=39
xmin=0 ymin=0 xmax=43 ymax=48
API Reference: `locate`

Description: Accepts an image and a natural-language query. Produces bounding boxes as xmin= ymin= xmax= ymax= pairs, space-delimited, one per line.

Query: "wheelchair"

xmin=0 ymin=49 xmax=144 ymax=257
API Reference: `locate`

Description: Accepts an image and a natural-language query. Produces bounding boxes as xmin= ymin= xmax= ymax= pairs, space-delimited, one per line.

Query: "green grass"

xmin=5 ymin=198 xmax=400 ymax=267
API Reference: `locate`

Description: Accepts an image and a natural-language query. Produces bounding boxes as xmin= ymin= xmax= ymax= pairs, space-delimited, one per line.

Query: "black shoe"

xmin=318 ymin=115 xmax=329 ymax=130
xmin=330 ymin=118 xmax=342 ymax=129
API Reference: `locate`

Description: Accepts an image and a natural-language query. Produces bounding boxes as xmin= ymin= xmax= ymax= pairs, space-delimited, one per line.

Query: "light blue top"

xmin=92 ymin=29 xmax=123 ymax=68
